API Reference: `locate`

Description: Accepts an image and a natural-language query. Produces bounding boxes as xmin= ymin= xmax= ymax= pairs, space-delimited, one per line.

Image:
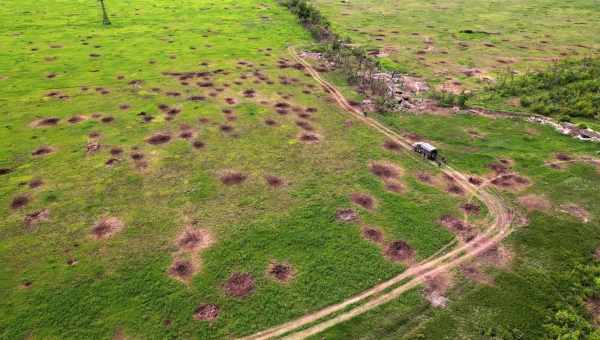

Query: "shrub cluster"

xmin=494 ymin=58 xmax=600 ymax=119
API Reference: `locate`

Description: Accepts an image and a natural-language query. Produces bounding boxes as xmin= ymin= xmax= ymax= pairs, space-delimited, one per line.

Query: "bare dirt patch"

xmin=460 ymin=202 xmax=481 ymax=215
xmin=369 ymin=161 xmax=403 ymax=180
xmin=518 ymin=194 xmax=551 ymax=212
xmin=461 ymin=264 xmax=494 ymax=285
xmin=168 ymin=259 xmax=195 ymax=281
xmin=29 ymin=179 xmax=44 ymax=188
xmin=479 ymin=243 xmax=512 ymax=268
xmin=192 ymin=140 xmax=205 ymax=149
xmin=362 ymin=226 xmax=384 ymax=244
xmin=298 ymin=132 xmax=321 ymax=144
xmin=194 ymin=304 xmax=220 ymax=321
xmin=265 ymin=175 xmax=284 ymax=188
xmin=559 ymin=203 xmax=591 ymax=223
xmin=268 ymin=262 xmax=294 ymax=282
xmin=383 ymin=140 xmax=402 ymax=152
xmin=24 ymin=209 xmax=50 ymax=227
xmin=91 ymin=217 xmax=124 ymax=240
xmin=336 ymin=208 xmax=359 ymax=222
xmin=32 ymin=117 xmax=60 ymax=127
xmin=32 ymin=146 xmax=55 ymax=156
xmin=439 ymin=215 xmax=476 ymax=241
xmin=585 ymin=298 xmax=600 ymax=324
xmin=219 ymin=170 xmax=247 ymax=185
xmin=146 ymin=133 xmax=172 ymax=145
xmin=385 ymin=240 xmax=415 ymax=262
xmin=490 ymin=174 xmax=530 ymax=191
xmin=10 ymin=195 xmax=29 ymax=209
xmin=423 ymin=271 xmax=453 ymax=308
xmin=351 ymin=192 xmax=376 ymax=210
xmin=383 ymin=179 xmax=404 ymax=193
xmin=224 ymin=272 xmax=255 ymax=298
xmin=176 ymin=228 xmax=214 ymax=253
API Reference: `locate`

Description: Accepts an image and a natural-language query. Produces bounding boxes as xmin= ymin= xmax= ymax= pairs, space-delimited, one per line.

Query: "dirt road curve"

xmin=239 ymin=47 xmax=514 ymax=340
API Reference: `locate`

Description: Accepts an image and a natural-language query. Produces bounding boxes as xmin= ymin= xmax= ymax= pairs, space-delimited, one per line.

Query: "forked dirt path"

xmin=239 ymin=47 xmax=514 ymax=340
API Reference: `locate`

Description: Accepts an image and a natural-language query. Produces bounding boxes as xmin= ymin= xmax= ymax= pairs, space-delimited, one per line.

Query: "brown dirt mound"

xmin=192 ymin=140 xmax=205 ymax=149
xmin=29 ymin=179 xmax=44 ymax=188
xmin=91 ymin=217 xmax=124 ymax=240
xmin=490 ymin=174 xmax=530 ymax=190
xmin=264 ymin=118 xmax=277 ymax=126
xmin=298 ymin=132 xmax=321 ymax=144
xmin=295 ymin=120 xmax=314 ymax=131
xmin=461 ymin=202 xmax=481 ymax=215
xmin=224 ymin=272 xmax=255 ymax=298
xmin=336 ymin=208 xmax=358 ymax=222
xmin=351 ymin=192 xmax=376 ymax=210
xmin=439 ymin=215 xmax=475 ymax=240
xmin=24 ymin=209 xmax=50 ymax=226
xmin=369 ymin=161 xmax=402 ymax=179
xmin=168 ymin=259 xmax=194 ymax=280
xmin=488 ymin=162 xmax=509 ymax=174
xmin=383 ymin=179 xmax=404 ymax=193
xmin=220 ymin=124 xmax=234 ymax=133
xmin=10 ymin=195 xmax=29 ymax=209
xmin=177 ymin=228 xmax=214 ymax=253
xmin=110 ymin=147 xmax=123 ymax=156
xmin=556 ymin=153 xmax=572 ymax=161
xmin=32 ymin=146 xmax=54 ymax=156
xmin=0 ymin=168 xmax=12 ymax=176
xmin=100 ymin=116 xmax=114 ymax=123
xmin=385 ymin=240 xmax=415 ymax=262
xmin=130 ymin=152 xmax=144 ymax=160
xmin=518 ymin=194 xmax=551 ymax=212
xmin=362 ymin=226 xmax=384 ymax=243
xmin=559 ymin=203 xmax=591 ymax=223
xmin=268 ymin=263 xmax=294 ymax=282
xmin=220 ymin=171 xmax=247 ymax=185
xmin=383 ymin=140 xmax=402 ymax=151
xmin=34 ymin=117 xmax=60 ymax=127
xmin=193 ymin=304 xmax=220 ymax=321
xmin=468 ymin=176 xmax=482 ymax=186
xmin=416 ymin=172 xmax=433 ymax=184
xmin=265 ymin=175 xmax=284 ymax=188
xmin=147 ymin=133 xmax=171 ymax=145
xmin=446 ymin=184 xmax=465 ymax=195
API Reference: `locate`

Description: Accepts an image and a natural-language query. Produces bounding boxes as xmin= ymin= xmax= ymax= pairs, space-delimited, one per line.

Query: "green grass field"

xmin=2 ymin=0 xmax=600 ymax=339
xmin=312 ymin=0 xmax=600 ymax=91
xmin=0 ymin=0 xmax=476 ymax=338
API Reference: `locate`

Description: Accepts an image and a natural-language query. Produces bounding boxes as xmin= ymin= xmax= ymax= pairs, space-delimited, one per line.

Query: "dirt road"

xmin=239 ymin=47 xmax=514 ymax=340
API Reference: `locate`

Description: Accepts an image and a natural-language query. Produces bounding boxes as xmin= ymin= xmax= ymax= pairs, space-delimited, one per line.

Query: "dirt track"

xmin=239 ymin=47 xmax=514 ymax=340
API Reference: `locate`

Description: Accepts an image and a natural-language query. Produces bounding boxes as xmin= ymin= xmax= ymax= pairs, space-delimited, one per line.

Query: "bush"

xmin=492 ymin=58 xmax=600 ymax=119
xmin=431 ymin=91 xmax=471 ymax=108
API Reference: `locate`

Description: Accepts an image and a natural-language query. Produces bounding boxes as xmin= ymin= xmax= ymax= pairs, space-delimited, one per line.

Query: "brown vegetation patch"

xmin=362 ymin=226 xmax=384 ymax=243
xmin=177 ymin=228 xmax=214 ymax=253
xmin=336 ymin=208 xmax=358 ymax=222
xmin=298 ymin=132 xmax=321 ymax=144
xmin=32 ymin=146 xmax=54 ymax=156
xmin=219 ymin=170 xmax=247 ymax=185
xmin=479 ymin=244 xmax=512 ymax=268
xmin=193 ymin=304 xmax=220 ymax=321
xmin=91 ymin=217 xmax=124 ymax=240
xmin=223 ymin=272 xmax=255 ymax=298
xmin=446 ymin=183 xmax=465 ymax=196
xmin=369 ymin=161 xmax=402 ymax=179
xmin=268 ymin=262 xmax=294 ymax=282
xmin=518 ymin=194 xmax=551 ymax=212
xmin=351 ymin=192 xmax=376 ymax=210
xmin=147 ymin=133 xmax=171 ymax=145
xmin=559 ymin=203 xmax=591 ymax=223
xmin=488 ymin=162 xmax=509 ymax=174
xmin=10 ymin=195 xmax=29 ymax=209
xmin=585 ymin=298 xmax=600 ymax=324
xmin=385 ymin=240 xmax=415 ymax=262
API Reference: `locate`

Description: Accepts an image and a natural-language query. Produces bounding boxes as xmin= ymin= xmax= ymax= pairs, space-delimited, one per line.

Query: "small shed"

xmin=412 ymin=142 xmax=438 ymax=160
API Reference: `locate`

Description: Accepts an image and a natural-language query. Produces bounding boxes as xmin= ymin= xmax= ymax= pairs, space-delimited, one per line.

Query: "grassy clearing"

xmin=310 ymin=0 xmax=600 ymax=91
xmin=0 ymin=0 xmax=477 ymax=338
